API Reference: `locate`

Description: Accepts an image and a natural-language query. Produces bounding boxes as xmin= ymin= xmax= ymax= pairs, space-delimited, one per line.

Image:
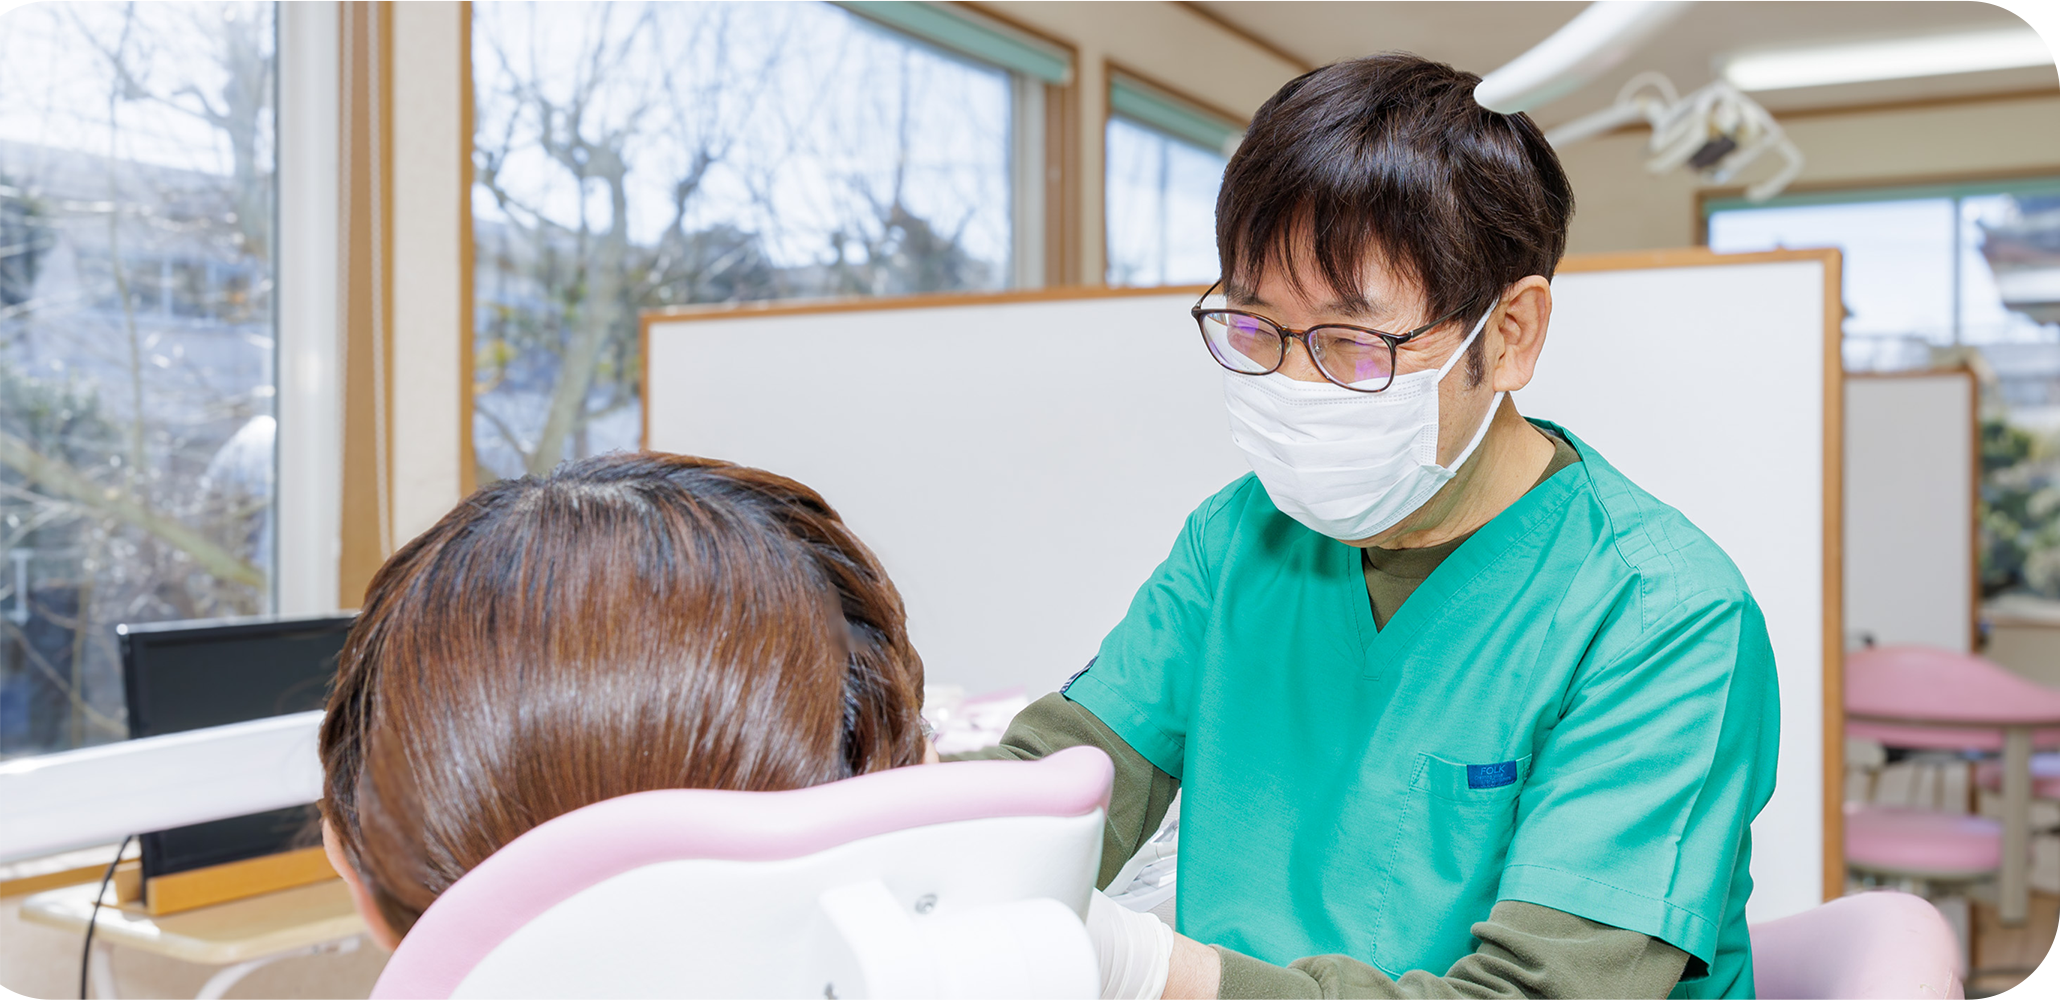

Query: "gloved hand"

xmin=1085 ymin=888 xmax=1175 ymax=1000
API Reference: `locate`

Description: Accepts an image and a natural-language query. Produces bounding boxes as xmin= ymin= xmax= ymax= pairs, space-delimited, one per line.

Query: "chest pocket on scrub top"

xmin=1370 ymin=752 xmax=1532 ymax=974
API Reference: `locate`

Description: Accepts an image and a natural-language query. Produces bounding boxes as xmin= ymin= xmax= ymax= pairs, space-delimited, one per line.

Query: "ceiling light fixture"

xmin=1721 ymin=27 xmax=2054 ymax=92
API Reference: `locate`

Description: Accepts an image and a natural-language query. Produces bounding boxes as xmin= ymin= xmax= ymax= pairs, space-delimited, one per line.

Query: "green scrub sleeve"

xmin=943 ymin=691 xmax=1180 ymax=889
xmin=1213 ymin=901 xmax=1689 ymax=999
xmin=950 ymin=695 xmax=1690 ymax=999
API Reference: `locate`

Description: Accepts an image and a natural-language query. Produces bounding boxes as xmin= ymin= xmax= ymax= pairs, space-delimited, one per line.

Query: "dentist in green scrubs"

xmin=964 ymin=54 xmax=1778 ymax=1000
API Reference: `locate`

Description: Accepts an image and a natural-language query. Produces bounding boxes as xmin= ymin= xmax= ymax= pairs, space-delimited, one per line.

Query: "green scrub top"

xmin=1064 ymin=421 xmax=1779 ymax=999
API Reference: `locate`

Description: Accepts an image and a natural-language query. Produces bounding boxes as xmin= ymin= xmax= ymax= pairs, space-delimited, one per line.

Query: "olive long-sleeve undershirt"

xmin=953 ymin=694 xmax=1689 ymax=999
xmin=1362 ymin=430 xmax=1580 ymax=630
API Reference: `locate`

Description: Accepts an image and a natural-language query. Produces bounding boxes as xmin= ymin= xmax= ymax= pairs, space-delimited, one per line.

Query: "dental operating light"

xmin=1474 ymin=0 xmax=1804 ymax=202
xmin=1545 ymin=72 xmax=1806 ymax=202
xmin=1721 ymin=27 xmax=2055 ymax=93
xmin=1473 ymin=0 xmax=1696 ymax=114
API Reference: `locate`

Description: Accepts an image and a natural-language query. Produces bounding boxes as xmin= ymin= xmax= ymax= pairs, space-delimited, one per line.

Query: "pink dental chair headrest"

xmin=371 ymin=745 xmax=1114 ymax=999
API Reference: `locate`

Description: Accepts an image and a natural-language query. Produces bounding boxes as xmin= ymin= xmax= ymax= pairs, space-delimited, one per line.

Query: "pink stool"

xmin=1843 ymin=803 xmax=2040 ymax=982
xmin=370 ymin=747 xmax=1114 ymax=999
xmin=1845 ymin=803 xmax=2002 ymax=880
xmin=1750 ymin=891 xmax=1964 ymax=999
xmin=1846 ymin=645 xmax=2060 ymax=928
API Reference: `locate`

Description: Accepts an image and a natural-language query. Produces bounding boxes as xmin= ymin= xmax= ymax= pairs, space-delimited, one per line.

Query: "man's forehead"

xmin=1223 ymin=275 xmax=1394 ymax=321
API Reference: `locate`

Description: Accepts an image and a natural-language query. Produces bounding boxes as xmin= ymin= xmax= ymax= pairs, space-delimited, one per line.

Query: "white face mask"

xmin=1222 ymin=308 xmax=1504 ymax=542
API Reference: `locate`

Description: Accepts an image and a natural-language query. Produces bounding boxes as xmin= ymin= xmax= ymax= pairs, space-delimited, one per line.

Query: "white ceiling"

xmin=1190 ymin=1 xmax=2058 ymax=126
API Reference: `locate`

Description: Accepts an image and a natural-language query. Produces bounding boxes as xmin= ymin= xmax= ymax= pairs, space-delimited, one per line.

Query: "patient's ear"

xmin=324 ymin=817 xmax=402 ymax=950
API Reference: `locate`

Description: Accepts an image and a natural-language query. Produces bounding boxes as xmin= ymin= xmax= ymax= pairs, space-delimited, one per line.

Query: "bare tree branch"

xmin=0 ymin=429 xmax=265 ymax=588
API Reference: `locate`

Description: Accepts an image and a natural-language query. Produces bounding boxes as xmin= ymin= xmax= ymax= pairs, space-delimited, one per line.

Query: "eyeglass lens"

xmin=1198 ymin=312 xmax=1395 ymax=388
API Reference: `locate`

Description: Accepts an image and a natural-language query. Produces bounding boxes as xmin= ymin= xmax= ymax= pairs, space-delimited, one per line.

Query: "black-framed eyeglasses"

xmin=1191 ymin=280 xmax=1472 ymax=393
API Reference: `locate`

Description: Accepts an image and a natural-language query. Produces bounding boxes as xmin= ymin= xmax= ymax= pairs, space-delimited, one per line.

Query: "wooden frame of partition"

xmin=637 ymin=284 xmax=1208 ymax=450
xmin=1557 ymin=245 xmax=1846 ymax=903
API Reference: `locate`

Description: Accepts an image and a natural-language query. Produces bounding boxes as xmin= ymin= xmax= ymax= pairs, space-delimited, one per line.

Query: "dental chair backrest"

xmin=369 ymin=746 xmax=1112 ymax=1000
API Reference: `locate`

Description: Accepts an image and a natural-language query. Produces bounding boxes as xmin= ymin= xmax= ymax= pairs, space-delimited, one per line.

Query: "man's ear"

xmin=324 ymin=817 xmax=403 ymax=950
xmin=1488 ymin=275 xmax=1552 ymax=394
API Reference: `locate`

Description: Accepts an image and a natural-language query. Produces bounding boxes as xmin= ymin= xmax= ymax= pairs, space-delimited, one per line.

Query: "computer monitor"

xmin=119 ymin=613 xmax=355 ymax=879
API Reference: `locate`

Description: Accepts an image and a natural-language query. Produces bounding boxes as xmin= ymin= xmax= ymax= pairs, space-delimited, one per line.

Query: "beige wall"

xmin=1559 ymin=92 xmax=2060 ymax=255
xmin=972 ymin=2 xmax=1304 ymax=281
xmin=389 ymin=1 xmax=470 ymax=547
xmin=975 ymin=1 xmax=1303 ymax=114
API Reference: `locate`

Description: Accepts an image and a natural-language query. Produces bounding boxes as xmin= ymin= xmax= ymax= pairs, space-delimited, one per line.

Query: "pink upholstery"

xmin=1846 ymin=645 xmax=2060 ymax=732
xmin=1973 ymin=752 xmax=2060 ymax=798
xmin=1845 ymin=804 xmax=2001 ymax=876
xmin=1750 ymin=891 xmax=1964 ymax=999
xmin=370 ymin=746 xmax=1114 ymax=1000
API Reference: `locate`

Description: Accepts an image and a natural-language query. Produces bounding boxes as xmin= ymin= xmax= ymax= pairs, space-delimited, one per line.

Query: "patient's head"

xmin=319 ymin=452 xmax=926 ymax=943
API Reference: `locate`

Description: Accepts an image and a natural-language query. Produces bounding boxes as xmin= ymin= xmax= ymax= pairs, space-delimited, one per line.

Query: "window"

xmin=471 ymin=0 xmax=1033 ymax=482
xmin=1709 ymin=181 xmax=2060 ymax=608
xmin=1104 ymin=74 xmax=1237 ymax=288
xmin=0 ymin=2 xmax=279 ymax=757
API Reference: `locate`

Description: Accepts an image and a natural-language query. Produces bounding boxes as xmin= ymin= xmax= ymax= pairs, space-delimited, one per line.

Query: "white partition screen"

xmin=1521 ymin=248 xmax=1841 ymax=922
xmin=644 ymin=288 xmax=1246 ymax=698
xmin=646 ymin=249 xmax=1842 ymax=922
xmin=1845 ymin=372 xmax=1978 ymax=652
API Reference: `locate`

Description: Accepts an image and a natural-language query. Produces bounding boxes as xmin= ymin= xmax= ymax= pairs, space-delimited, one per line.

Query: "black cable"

xmin=80 ymin=835 xmax=134 ymax=1000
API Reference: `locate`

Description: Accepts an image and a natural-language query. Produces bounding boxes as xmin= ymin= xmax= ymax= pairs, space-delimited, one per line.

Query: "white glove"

xmin=1085 ymin=888 xmax=1175 ymax=1000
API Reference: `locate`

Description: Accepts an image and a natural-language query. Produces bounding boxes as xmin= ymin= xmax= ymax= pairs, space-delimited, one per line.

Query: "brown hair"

xmin=1217 ymin=54 xmax=1575 ymax=383
xmin=319 ymin=452 xmax=926 ymax=937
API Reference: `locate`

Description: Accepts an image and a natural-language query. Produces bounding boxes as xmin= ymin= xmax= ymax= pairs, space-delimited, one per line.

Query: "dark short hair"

xmin=1217 ymin=53 xmax=1575 ymax=369
xmin=319 ymin=452 xmax=926 ymax=938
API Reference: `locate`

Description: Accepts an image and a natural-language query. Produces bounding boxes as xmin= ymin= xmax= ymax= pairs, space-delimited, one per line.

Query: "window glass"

xmin=0 ymin=2 xmax=278 ymax=757
xmin=472 ymin=1 xmax=1014 ymax=481
xmin=1708 ymin=198 xmax=1956 ymax=355
xmin=1710 ymin=187 xmax=2060 ymax=608
xmin=1105 ymin=115 xmax=1226 ymax=287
